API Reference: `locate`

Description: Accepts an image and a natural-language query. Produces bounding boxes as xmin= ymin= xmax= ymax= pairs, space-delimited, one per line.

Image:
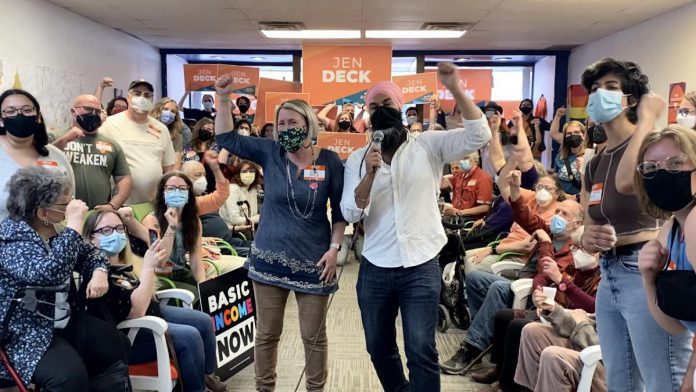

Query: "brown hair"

xmin=150 ymin=98 xmax=183 ymax=142
xmin=230 ymin=160 xmax=263 ymax=188
xmin=154 ymin=172 xmax=200 ymax=252
xmin=560 ymin=120 xmax=587 ymax=160
xmin=190 ymin=118 xmax=215 ymax=151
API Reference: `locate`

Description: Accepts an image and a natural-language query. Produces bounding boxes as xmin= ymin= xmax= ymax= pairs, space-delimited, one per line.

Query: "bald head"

xmin=73 ymin=94 xmax=100 ymax=108
xmin=181 ymin=160 xmax=205 ymax=182
xmin=559 ymin=199 xmax=584 ymax=222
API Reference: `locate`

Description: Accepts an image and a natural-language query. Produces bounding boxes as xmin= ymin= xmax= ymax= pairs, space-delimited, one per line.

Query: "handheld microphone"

xmin=371 ymin=130 xmax=385 ymax=174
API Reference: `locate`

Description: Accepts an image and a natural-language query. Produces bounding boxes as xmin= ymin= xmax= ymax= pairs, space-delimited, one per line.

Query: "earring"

xmin=43 ymin=221 xmax=50 ymax=226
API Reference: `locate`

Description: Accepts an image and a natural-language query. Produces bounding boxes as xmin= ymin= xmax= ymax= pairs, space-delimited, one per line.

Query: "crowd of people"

xmin=1 ymin=56 xmax=696 ymax=392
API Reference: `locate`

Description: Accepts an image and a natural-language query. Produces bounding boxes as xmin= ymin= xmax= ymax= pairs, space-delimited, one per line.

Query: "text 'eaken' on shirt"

xmin=99 ymin=112 xmax=176 ymax=204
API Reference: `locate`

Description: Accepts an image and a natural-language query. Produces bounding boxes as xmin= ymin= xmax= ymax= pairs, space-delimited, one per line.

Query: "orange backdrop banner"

xmin=392 ymin=73 xmax=439 ymax=105
xmin=302 ymin=45 xmax=392 ymax=105
xmin=255 ymin=78 xmax=302 ymax=126
xmin=183 ymin=64 xmax=260 ymax=94
xmin=265 ymin=92 xmax=311 ymax=123
xmin=316 ymin=132 xmax=368 ymax=160
xmin=427 ymin=69 xmax=492 ymax=112
xmin=668 ymin=82 xmax=687 ymax=124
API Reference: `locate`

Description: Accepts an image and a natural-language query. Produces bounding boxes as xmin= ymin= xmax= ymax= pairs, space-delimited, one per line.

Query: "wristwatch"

xmin=491 ymin=245 xmax=498 ymax=255
xmin=330 ymin=242 xmax=342 ymax=251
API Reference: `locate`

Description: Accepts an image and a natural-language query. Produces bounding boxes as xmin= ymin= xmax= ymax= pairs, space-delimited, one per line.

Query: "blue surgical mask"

xmin=159 ymin=111 xmax=176 ymax=125
xmin=164 ymin=190 xmax=188 ymax=208
xmin=586 ymin=88 xmax=628 ymax=124
xmin=459 ymin=159 xmax=472 ymax=171
xmin=549 ymin=214 xmax=568 ymax=235
xmin=99 ymin=231 xmax=128 ymax=256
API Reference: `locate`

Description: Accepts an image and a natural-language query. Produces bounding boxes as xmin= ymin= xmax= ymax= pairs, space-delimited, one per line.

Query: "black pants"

xmin=200 ymin=213 xmax=250 ymax=257
xmin=462 ymin=226 xmax=501 ymax=252
xmin=27 ymin=335 xmax=89 ymax=391
xmin=491 ymin=309 xmax=535 ymax=391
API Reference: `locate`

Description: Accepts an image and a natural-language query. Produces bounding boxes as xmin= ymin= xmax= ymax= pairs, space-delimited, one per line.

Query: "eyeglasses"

xmin=637 ymin=154 xmax=691 ymax=178
xmin=2 ymin=105 xmax=37 ymax=117
xmin=130 ymin=90 xmax=154 ymax=99
xmin=73 ymin=106 xmax=103 ymax=115
xmin=535 ymin=184 xmax=557 ymax=193
xmin=92 ymin=224 xmax=126 ymax=236
xmin=113 ymin=103 xmax=128 ymax=110
xmin=678 ymin=108 xmax=695 ymax=116
xmin=164 ymin=185 xmax=189 ymax=192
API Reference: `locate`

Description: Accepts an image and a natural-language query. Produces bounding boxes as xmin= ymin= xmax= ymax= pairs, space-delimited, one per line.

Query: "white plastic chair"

xmin=491 ymin=261 xmax=525 ymax=276
xmin=117 ymin=288 xmax=195 ymax=392
xmin=491 ymin=261 xmax=533 ymax=309
xmin=577 ymin=345 xmax=602 ymax=392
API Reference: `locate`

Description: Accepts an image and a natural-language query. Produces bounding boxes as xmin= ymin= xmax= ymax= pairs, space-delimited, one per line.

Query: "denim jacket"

xmin=0 ymin=218 xmax=109 ymax=385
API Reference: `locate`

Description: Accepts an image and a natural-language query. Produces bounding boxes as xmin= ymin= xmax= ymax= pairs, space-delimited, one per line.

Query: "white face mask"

xmin=238 ymin=129 xmax=251 ymax=137
xmin=192 ymin=177 xmax=208 ymax=195
xmin=130 ymin=96 xmax=154 ymax=113
xmin=535 ymin=188 xmax=553 ymax=206
xmin=572 ymin=248 xmax=598 ymax=270
xmin=677 ymin=113 xmax=696 ymax=129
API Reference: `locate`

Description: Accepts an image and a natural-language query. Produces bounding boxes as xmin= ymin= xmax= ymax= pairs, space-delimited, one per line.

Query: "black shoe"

xmin=440 ymin=343 xmax=481 ymax=375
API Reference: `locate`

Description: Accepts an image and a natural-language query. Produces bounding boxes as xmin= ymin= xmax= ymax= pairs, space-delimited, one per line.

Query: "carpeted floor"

xmin=226 ymin=256 xmax=487 ymax=391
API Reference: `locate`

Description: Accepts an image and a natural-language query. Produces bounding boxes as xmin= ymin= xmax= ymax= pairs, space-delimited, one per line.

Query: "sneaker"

xmin=205 ymin=374 xmax=229 ymax=392
xmin=440 ymin=347 xmax=470 ymax=375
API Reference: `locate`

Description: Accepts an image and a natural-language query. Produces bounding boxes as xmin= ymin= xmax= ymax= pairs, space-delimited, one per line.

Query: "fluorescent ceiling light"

xmin=250 ymin=56 xmax=266 ymax=61
xmin=209 ymin=55 xmax=225 ymax=59
xmin=365 ymin=30 xmax=466 ymax=39
xmin=494 ymin=57 xmax=513 ymax=61
xmin=261 ymin=30 xmax=361 ymax=39
xmin=455 ymin=57 xmax=471 ymax=61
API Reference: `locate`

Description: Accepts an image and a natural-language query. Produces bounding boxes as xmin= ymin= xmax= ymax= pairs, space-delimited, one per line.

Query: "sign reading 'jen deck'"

xmin=199 ymin=267 xmax=256 ymax=380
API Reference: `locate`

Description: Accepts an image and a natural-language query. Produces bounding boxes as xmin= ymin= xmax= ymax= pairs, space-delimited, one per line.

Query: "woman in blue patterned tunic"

xmin=0 ymin=167 xmax=112 ymax=391
xmin=214 ymin=75 xmax=346 ymax=392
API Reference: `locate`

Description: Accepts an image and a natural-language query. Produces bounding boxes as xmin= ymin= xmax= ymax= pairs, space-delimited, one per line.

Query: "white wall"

xmin=569 ymin=1 xmax=696 ymax=126
xmin=0 ymin=0 xmax=160 ymax=130
xmin=532 ymin=55 xmax=556 ymax=168
xmin=166 ymin=54 xmax=188 ymax=106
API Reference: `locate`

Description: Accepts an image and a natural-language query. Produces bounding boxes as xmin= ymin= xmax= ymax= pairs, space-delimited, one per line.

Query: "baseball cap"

xmin=484 ymin=101 xmax=503 ymax=115
xmin=128 ymin=79 xmax=154 ymax=93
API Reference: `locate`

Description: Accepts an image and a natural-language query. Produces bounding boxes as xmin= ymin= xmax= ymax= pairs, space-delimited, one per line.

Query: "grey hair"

xmin=6 ymin=166 xmax=71 ymax=222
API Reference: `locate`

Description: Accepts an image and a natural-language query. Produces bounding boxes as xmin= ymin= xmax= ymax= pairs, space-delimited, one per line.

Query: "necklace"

xmin=285 ymin=146 xmax=319 ymax=219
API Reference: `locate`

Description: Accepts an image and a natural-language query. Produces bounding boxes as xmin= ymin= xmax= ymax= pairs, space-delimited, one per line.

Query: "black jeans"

xmin=491 ymin=309 xmax=535 ymax=391
xmin=25 ymin=335 xmax=89 ymax=391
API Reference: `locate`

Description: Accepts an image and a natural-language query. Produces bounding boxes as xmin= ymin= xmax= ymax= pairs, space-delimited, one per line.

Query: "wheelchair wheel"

xmin=437 ymin=304 xmax=452 ymax=332
xmin=452 ymin=303 xmax=471 ymax=330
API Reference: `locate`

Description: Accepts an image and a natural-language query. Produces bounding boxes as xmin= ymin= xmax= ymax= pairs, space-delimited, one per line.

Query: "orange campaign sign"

xmin=316 ymin=132 xmax=369 ymax=160
xmin=183 ymin=64 xmax=260 ymax=94
xmin=265 ymin=92 xmax=311 ymax=123
xmin=302 ymin=45 xmax=392 ymax=105
xmin=668 ymin=82 xmax=686 ymax=124
xmin=392 ymin=73 xmax=439 ymax=105
xmin=255 ymin=78 xmax=302 ymax=126
xmin=427 ymin=69 xmax=493 ymax=112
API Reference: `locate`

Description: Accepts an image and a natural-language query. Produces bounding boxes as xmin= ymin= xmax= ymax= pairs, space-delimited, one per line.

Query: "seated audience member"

xmin=142 ymin=172 xmax=206 ymax=293
xmin=179 ymin=92 xmax=219 ymax=122
xmin=409 ymin=121 xmax=424 ymax=135
xmin=441 ymin=164 xmax=586 ymax=376
xmin=83 ymin=209 xmax=230 ymax=392
xmin=515 ymin=305 xmax=606 ymax=392
xmin=441 ymin=152 xmax=493 ymax=221
xmin=105 ymin=96 xmax=128 ymax=116
xmin=259 ymin=122 xmax=274 ymax=139
xmin=0 ymin=167 xmax=129 ymax=391
xmin=99 ymin=80 xmax=177 ymax=204
xmin=220 ymin=160 xmax=262 ymax=237
xmin=235 ymin=118 xmax=252 ymax=136
xmin=0 ymin=89 xmax=75 ymax=220
xmin=150 ymin=98 xmax=187 ymax=169
xmin=550 ymin=108 xmax=586 ymax=196
xmin=635 ymin=125 xmax=696 ymax=390
xmin=50 ymin=93 xmax=132 ymax=210
xmin=465 ymin=124 xmax=564 ymax=274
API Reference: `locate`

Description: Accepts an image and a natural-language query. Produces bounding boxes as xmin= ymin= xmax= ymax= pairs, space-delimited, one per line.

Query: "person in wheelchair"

xmin=83 ymin=209 xmax=229 ymax=392
xmin=441 ymin=152 xmax=493 ymax=221
xmin=0 ymin=167 xmax=128 ymax=391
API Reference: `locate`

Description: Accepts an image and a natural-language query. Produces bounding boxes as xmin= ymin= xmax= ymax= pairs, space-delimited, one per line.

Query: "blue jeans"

xmin=463 ymin=270 xmax=512 ymax=351
xmin=596 ymin=252 xmax=693 ymax=392
xmin=130 ymin=304 xmax=217 ymax=392
xmin=357 ymin=257 xmax=441 ymax=392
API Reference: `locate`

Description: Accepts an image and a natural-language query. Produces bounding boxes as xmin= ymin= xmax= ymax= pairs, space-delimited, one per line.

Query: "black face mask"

xmin=644 ymin=169 xmax=695 ymax=212
xmin=76 ymin=112 xmax=102 ymax=133
xmin=338 ymin=120 xmax=351 ymax=131
xmin=199 ymin=130 xmax=213 ymax=141
xmin=2 ymin=114 xmax=41 ymax=138
xmin=565 ymin=134 xmax=583 ymax=149
xmin=238 ymin=104 xmax=249 ymax=113
xmin=591 ymin=125 xmax=607 ymax=144
xmin=520 ymin=106 xmax=533 ymax=115
xmin=371 ymin=106 xmax=406 ymax=151
xmin=500 ymin=132 xmax=510 ymax=146
xmin=657 ymin=270 xmax=696 ymax=321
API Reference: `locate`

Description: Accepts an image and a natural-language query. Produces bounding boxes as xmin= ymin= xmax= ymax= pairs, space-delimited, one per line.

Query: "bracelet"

xmin=163 ymin=232 xmax=175 ymax=237
xmin=107 ymin=202 xmax=115 ymax=209
xmin=491 ymin=245 xmax=498 ymax=255
xmin=219 ymin=96 xmax=231 ymax=103
xmin=95 ymin=266 xmax=109 ymax=273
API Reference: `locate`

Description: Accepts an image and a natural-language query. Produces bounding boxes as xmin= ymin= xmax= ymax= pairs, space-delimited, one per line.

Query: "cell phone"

xmin=148 ymin=229 xmax=158 ymax=245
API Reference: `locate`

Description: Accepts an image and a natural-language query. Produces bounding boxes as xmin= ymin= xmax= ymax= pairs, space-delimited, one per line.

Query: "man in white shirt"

xmin=341 ymin=63 xmax=491 ymax=391
xmin=100 ymin=80 xmax=176 ymax=204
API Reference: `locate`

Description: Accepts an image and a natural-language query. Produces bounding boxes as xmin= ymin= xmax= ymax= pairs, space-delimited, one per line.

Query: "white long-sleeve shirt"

xmin=341 ymin=114 xmax=491 ymax=268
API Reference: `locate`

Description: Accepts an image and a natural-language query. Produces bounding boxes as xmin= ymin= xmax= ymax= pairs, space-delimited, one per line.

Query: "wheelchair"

xmin=437 ymin=216 xmax=473 ymax=332
xmin=0 ymin=283 xmax=71 ymax=392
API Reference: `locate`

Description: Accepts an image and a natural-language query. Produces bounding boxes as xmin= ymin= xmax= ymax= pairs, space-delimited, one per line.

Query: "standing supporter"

xmin=106 ymin=96 xmax=128 ymax=116
xmin=342 ymin=101 xmax=368 ymax=133
xmin=215 ymin=76 xmax=346 ymax=392
xmin=235 ymin=118 xmax=252 ymax=136
xmin=480 ymin=102 xmax=512 ymax=177
xmin=341 ymin=63 xmax=491 ymax=392
xmin=151 ymin=98 xmax=188 ymax=169
xmin=0 ymin=89 xmax=74 ymax=220
xmin=441 ymin=152 xmax=493 ymax=220
xmin=50 ymin=94 xmax=132 ymax=210
xmin=94 ymin=76 xmax=113 ymax=104
xmin=427 ymin=94 xmax=447 ymax=130
xmin=318 ymin=102 xmax=368 ymax=133
xmin=579 ymin=58 xmax=691 ymax=392
xmin=179 ymin=91 xmax=221 ymax=122
xmin=677 ymin=91 xmax=696 ymax=130
xmin=634 ymin=125 xmax=696 ymax=391
xmin=549 ymin=108 xmax=586 ymax=196
xmin=409 ymin=121 xmax=423 ymax=135
xmin=100 ymin=80 xmax=177 ymax=204
xmin=405 ymin=106 xmax=419 ymax=128
xmin=235 ymin=96 xmax=254 ymax=123
xmin=184 ymin=118 xmax=219 ymax=162
xmin=259 ymin=123 xmax=274 ymax=139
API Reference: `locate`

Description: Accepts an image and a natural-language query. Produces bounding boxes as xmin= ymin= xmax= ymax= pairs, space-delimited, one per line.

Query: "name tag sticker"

xmin=589 ymin=183 xmax=603 ymax=206
xmin=304 ymin=165 xmax=326 ymax=181
xmin=467 ymin=180 xmax=477 ymax=186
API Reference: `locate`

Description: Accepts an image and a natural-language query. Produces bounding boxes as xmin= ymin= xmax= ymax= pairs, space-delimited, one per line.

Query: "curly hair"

xmin=106 ymin=96 xmax=128 ymax=116
xmin=0 ymin=89 xmax=49 ymax=156
xmin=581 ymin=58 xmax=650 ymax=124
xmin=6 ymin=166 xmax=70 ymax=222
xmin=150 ymin=98 xmax=183 ymax=142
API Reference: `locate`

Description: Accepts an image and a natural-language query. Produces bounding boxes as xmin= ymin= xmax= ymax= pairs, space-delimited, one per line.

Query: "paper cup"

xmin=543 ymin=286 xmax=557 ymax=305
